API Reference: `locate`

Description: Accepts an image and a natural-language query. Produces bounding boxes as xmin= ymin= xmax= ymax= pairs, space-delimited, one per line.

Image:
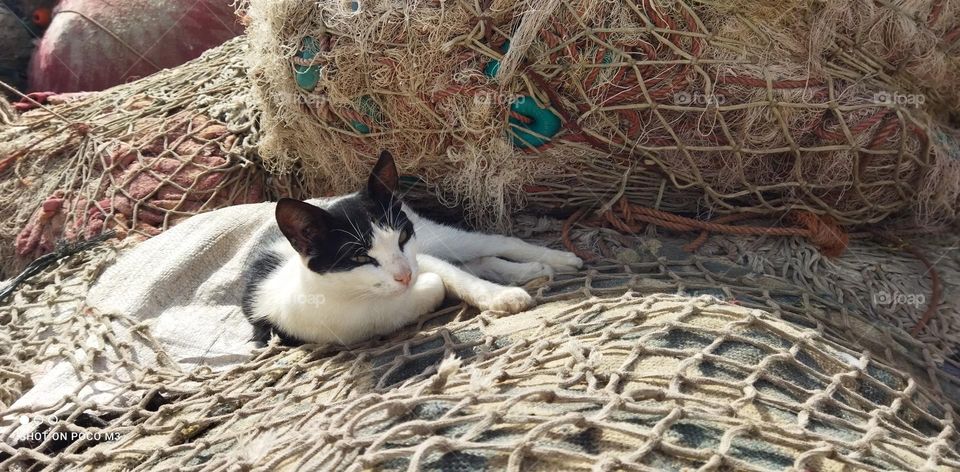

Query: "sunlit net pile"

xmin=0 ymin=37 xmax=291 ymax=278
xmin=1 ymin=2 xmax=959 ymax=469
xmin=0 ymin=230 xmax=958 ymax=470
xmin=244 ymin=0 xmax=960 ymax=227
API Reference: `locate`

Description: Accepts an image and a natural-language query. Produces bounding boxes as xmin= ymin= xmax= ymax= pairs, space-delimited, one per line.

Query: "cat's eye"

xmin=351 ymin=255 xmax=374 ymax=264
xmin=398 ymin=228 xmax=411 ymax=245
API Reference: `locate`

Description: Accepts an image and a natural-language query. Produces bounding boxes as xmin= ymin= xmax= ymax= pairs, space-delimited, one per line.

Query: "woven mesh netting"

xmin=558 ymin=224 xmax=960 ymax=360
xmin=0 ymin=37 xmax=295 ymax=278
xmin=244 ymin=0 xmax=960 ymax=227
xmin=0 ymin=33 xmax=710 ymax=278
xmin=0 ymin=226 xmax=957 ymax=471
xmin=1 ymin=5 xmax=959 ymax=470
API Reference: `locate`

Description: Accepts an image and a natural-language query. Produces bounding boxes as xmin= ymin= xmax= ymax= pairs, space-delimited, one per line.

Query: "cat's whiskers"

xmin=344 ymin=214 xmax=368 ymax=246
xmin=378 ymin=195 xmax=400 ymax=230
xmin=387 ymin=196 xmax=398 ymax=228
xmin=331 ymin=228 xmax=356 ymax=240
xmin=335 ymin=284 xmax=379 ymax=300
xmin=341 ymin=240 xmax=364 ymax=250
xmin=332 ymin=223 xmax=366 ymax=249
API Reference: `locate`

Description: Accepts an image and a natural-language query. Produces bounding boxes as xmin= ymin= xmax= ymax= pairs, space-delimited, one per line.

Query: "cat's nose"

xmin=394 ymin=270 xmax=412 ymax=286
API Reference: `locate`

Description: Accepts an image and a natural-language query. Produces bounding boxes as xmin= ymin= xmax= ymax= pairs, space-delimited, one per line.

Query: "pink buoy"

xmin=28 ymin=0 xmax=243 ymax=93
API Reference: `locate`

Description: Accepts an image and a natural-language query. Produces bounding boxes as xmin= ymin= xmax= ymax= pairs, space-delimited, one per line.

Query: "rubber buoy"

xmin=509 ymin=96 xmax=562 ymax=148
xmin=350 ymin=95 xmax=381 ymax=134
xmin=294 ymin=36 xmax=321 ymax=91
xmin=484 ymin=57 xmax=500 ymax=77
xmin=480 ymin=40 xmax=560 ymax=146
xmin=483 ymin=40 xmax=510 ymax=78
xmin=29 ymin=0 xmax=243 ymax=93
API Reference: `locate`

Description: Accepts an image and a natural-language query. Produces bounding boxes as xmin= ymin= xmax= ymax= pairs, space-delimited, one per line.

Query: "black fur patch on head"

xmin=274 ymin=151 xmax=414 ymax=274
xmin=302 ymin=193 xmax=414 ymax=274
xmin=368 ymin=150 xmax=400 ymax=208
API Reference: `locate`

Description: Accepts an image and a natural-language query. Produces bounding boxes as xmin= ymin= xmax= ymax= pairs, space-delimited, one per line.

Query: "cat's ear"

xmin=275 ymin=198 xmax=331 ymax=255
xmin=367 ymin=150 xmax=399 ymax=206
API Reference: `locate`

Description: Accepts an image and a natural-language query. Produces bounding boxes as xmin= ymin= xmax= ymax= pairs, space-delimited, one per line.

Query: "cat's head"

xmin=275 ymin=150 xmax=419 ymax=296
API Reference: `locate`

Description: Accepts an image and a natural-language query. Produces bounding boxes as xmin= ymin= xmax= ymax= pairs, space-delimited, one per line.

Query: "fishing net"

xmin=0 ymin=36 xmax=289 ymax=279
xmin=1 ymin=4 xmax=958 ymax=470
xmin=0 ymin=30 xmax=686 ymax=278
xmin=0 ymin=225 xmax=957 ymax=471
xmin=244 ymin=0 xmax=960 ymax=228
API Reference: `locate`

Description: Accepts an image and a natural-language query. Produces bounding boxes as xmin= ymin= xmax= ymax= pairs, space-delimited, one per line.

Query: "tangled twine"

xmin=245 ymin=0 xmax=960 ymax=229
xmin=563 ymin=198 xmax=849 ymax=258
xmin=561 ymin=201 xmax=945 ymax=339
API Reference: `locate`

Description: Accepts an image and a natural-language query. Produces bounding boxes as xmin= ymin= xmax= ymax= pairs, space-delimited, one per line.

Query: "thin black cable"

xmin=0 ymin=231 xmax=116 ymax=304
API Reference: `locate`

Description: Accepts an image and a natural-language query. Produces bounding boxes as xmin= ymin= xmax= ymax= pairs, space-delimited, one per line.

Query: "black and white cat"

xmin=242 ymin=151 xmax=582 ymax=346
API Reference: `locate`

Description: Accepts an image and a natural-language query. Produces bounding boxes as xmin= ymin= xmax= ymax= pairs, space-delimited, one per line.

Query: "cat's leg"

xmin=417 ymin=254 xmax=534 ymax=313
xmin=410 ymin=213 xmax=582 ymax=270
xmin=376 ymin=272 xmax=445 ymax=336
xmin=407 ymin=272 xmax=446 ymax=317
xmin=460 ymin=257 xmax=554 ymax=284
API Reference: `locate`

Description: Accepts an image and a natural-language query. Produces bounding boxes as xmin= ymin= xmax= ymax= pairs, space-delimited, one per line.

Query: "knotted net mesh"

xmin=0 ymin=37 xmax=292 ymax=279
xmin=244 ymin=0 xmax=960 ymax=228
xmin=0 ymin=227 xmax=957 ymax=471
xmin=0 ymin=3 xmax=958 ymax=470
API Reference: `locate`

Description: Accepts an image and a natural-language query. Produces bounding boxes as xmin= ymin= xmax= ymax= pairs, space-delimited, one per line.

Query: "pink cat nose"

xmin=394 ymin=271 xmax=412 ymax=286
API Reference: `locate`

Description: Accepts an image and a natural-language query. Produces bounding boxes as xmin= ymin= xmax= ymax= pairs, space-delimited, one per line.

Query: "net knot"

xmin=596 ymin=456 xmax=623 ymax=471
xmin=789 ymin=211 xmax=849 ymax=257
xmin=428 ymin=355 xmax=461 ymax=393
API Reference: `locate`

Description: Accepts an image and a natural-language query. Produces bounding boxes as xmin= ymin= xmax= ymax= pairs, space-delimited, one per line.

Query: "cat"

xmin=242 ymin=150 xmax=582 ymax=346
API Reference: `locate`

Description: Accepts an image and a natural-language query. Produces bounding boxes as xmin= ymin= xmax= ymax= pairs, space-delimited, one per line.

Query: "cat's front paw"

xmin=414 ymin=272 xmax=446 ymax=312
xmin=477 ymin=287 xmax=535 ymax=314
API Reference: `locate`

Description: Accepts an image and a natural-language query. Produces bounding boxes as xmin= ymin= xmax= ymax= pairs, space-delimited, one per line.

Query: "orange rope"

xmin=565 ymin=201 xmax=942 ymax=340
xmin=509 ymin=111 xmax=533 ymax=125
xmin=929 ymin=0 xmax=945 ymax=23
xmin=566 ymin=199 xmax=850 ymax=258
xmin=562 ymin=208 xmax=595 ymax=261
xmin=616 ymin=200 xmax=848 ymax=257
xmin=682 ymin=213 xmax=756 ymax=253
